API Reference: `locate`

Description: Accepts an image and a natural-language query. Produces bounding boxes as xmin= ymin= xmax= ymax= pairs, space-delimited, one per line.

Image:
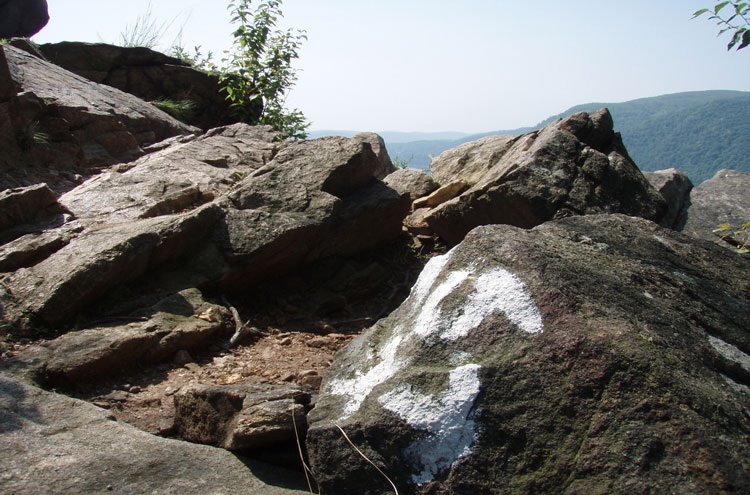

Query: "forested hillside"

xmin=536 ymin=90 xmax=750 ymax=183
xmin=385 ymin=91 xmax=750 ymax=183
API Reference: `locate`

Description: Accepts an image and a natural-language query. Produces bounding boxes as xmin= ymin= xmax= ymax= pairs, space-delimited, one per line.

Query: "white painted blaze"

xmin=324 ymin=250 xmax=544 ymax=484
xmin=378 ymin=363 xmax=482 ymax=485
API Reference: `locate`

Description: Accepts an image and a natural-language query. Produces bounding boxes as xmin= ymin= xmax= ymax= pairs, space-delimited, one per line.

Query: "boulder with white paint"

xmin=307 ymin=214 xmax=750 ymax=494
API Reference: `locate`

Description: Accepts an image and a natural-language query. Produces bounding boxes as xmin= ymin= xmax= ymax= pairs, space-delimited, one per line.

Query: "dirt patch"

xmin=15 ymin=234 xmax=445 ymax=442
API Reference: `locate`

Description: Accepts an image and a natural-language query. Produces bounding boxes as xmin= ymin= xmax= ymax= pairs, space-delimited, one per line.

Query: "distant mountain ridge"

xmin=311 ymin=90 xmax=750 ymax=183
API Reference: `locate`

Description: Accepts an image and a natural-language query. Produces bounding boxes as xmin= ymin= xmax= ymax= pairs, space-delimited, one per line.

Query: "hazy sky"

xmin=33 ymin=0 xmax=750 ymax=133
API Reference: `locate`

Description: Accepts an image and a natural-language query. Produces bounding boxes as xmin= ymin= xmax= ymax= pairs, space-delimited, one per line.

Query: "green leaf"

xmin=715 ymin=223 xmax=732 ymax=232
xmin=739 ymin=29 xmax=750 ymax=49
xmin=692 ymin=8 xmax=710 ymax=17
xmin=715 ymin=1 xmax=730 ymax=14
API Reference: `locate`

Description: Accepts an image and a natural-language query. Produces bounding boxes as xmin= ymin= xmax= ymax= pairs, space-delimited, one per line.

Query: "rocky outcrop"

xmin=0 ymin=0 xmax=49 ymax=38
xmin=0 ymin=373 xmax=308 ymax=495
xmin=39 ymin=42 xmax=245 ymax=130
xmin=643 ymin=168 xmax=693 ymax=229
xmin=1 ymin=128 xmax=410 ymax=340
xmin=0 ymin=44 xmax=198 ymax=193
xmin=679 ymin=169 xmax=750 ymax=245
xmin=307 ymin=214 xmax=750 ymax=494
xmin=421 ymin=109 xmax=666 ymax=244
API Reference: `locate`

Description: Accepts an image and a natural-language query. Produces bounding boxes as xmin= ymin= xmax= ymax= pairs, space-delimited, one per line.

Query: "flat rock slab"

xmin=2 ymin=288 xmax=232 ymax=386
xmin=60 ymin=123 xmax=280 ymax=224
xmin=423 ymin=109 xmax=666 ymax=244
xmin=308 ymin=214 xmax=750 ymax=494
xmin=0 ymin=372 xmax=308 ymax=495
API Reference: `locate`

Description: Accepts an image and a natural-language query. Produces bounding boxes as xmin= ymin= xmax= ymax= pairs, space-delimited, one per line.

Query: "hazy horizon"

xmin=33 ymin=1 xmax=750 ymax=133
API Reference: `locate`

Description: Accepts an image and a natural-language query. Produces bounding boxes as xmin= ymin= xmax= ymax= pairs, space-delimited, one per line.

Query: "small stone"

xmin=100 ymin=390 xmax=129 ymax=402
xmin=299 ymin=375 xmax=323 ymax=389
xmin=298 ymin=369 xmax=318 ymax=378
xmin=280 ymin=372 xmax=297 ymax=382
xmin=164 ymin=386 xmax=180 ymax=396
xmin=277 ymin=337 xmax=293 ymax=346
xmin=129 ymin=385 xmax=142 ymax=394
xmin=173 ymin=350 xmax=193 ymax=365
xmin=308 ymin=336 xmax=332 ymax=348
xmin=313 ymin=321 xmax=336 ymax=334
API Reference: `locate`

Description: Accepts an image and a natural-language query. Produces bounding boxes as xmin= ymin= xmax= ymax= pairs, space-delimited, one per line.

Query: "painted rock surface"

xmin=307 ymin=214 xmax=750 ymax=495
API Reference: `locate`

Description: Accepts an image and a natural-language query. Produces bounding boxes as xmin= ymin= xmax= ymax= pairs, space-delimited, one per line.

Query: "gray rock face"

xmin=0 ymin=373 xmax=308 ymax=495
xmin=174 ymin=383 xmax=310 ymax=450
xmin=0 ymin=0 xmax=49 ymax=38
xmin=643 ymin=168 xmax=693 ymax=229
xmin=307 ymin=214 xmax=750 ymax=494
xmin=680 ymin=169 xmax=750 ymax=245
xmin=39 ymin=42 xmax=246 ymax=130
xmin=423 ymin=109 xmax=666 ymax=244
xmin=0 ymin=44 xmax=198 ymax=193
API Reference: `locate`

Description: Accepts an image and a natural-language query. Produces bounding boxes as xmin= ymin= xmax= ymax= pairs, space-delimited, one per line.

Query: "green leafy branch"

xmin=693 ymin=2 xmax=750 ymax=51
xmin=714 ymin=221 xmax=750 ymax=254
xmin=220 ymin=0 xmax=309 ymax=139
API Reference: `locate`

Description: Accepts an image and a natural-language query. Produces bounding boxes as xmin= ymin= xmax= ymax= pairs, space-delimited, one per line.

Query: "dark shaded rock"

xmin=424 ymin=109 xmax=666 ymax=244
xmin=39 ymin=42 xmax=248 ymax=130
xmin=0 ymin=221 xmax=82 ymax=272
xmin=1 ymin=289 xmax=231 ymax=386
xmin=308 ymin=214 xmax=750 ymax=494
xmin=353 ymin=132 xmax=396 ymax=179
xmin=0 ymin=183 xmax=65 ymax=232
xmin=383 ymin=169 xmax=440 ymax=202
xmin=0 ymin=373 xmax=308 ymax=495
xmin=679 ymin=169 xmax=750 ymax=246
xmin=174 ymin=383 xmax=310 ymax=450
xmin=644 ymin=168 xmax=693 ymax=229
xmin=0 ymin=44 xmax=198 ymax=193
xmin=0 ymin=0 xmax=49 ymax=38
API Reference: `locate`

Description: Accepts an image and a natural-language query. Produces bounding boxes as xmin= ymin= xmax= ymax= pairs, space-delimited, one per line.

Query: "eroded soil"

xmin=1 ymin=235 xmax=443 ymax=444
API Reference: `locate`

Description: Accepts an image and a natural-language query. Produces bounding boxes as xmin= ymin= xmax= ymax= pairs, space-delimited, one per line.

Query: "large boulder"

xmin=307 ymin=214 xmax=750 ymax=494
xmin=0 ymin=373 xmax=308 ymax=495
xmin=0 ymin=44 xmax=198 ymax=193
xmin=39 ymin=42 xmax=247 ymax=130
xmin=422 ymin=109 xmax=666 ymax=244
xmin=679 ymin=169 xmax=750 ymax=246
xmin=0 ymin=0 xmax=49 ymax=38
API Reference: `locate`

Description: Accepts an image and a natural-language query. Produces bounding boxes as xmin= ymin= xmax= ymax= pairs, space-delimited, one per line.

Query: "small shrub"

xmin=149 ymin=98 xmax=197 ymax=122
xmin=393 ymin=155 xmax=413 ymax=169
xmin=16 ymin=120 xmax=49 ymax=152
xmin=220 ymin=0 xmax=308 ymax=139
